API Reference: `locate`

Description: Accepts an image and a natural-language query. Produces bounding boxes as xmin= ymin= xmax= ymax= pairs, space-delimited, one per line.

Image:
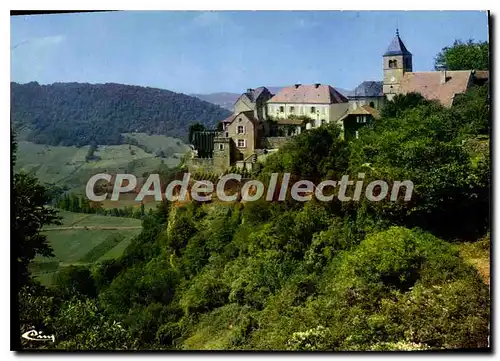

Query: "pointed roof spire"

xmin=383 ymin=29 xmax=411 ymax=57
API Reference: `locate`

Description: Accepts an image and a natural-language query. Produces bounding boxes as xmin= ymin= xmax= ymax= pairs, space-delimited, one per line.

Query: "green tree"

xmin=381 ymin=92 xmax=435 ymax=118
xmin=434 ymin=39 xmax=489 ymax=71
xmin=260 ymin=123 xmax=349 ymax=182
xmin=85 ymin=141 xmax=98 ymax=162
xmin=12 ymin=132 xmax=61 ymax=288
xmin=349 ymin=86 xmax=489 ymax=241
xmin=54 ymin=265 xmax=97 ymax=298
xmin=53 ymin=297 xmax=136 ymax=350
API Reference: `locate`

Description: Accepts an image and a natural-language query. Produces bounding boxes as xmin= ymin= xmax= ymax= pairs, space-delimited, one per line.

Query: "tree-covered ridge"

xmin=11 ymin=82 xmax=232 ymax=147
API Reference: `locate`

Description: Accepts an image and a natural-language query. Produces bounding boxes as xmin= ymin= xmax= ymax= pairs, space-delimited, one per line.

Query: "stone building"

xmin=382 ymin=29 xmax=488 ymax=106
xmin=221 ymin=110 xmax=262 ymax=160
xmin=337 ymin=81 xmax=384 ymax=140
xmin=233 ymin=87 xmax=274 ymax=121
xmin=338 ymin=29 xmax=489 ymax=139
xmin=266 ymin=83 xmax=348 ymax=128
xmin=382 ymin=29 xmax=413 ymax=100
xmin=188 ymin=87 xmax=274 ymax=174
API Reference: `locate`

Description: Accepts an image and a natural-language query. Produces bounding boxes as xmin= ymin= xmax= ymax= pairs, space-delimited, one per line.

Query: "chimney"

xmin=247 ymin=88 xmax=253 ymax=93
xmin=295 ymin=83 xmax=301 ymax=89
xmin=440 ymin=70 xmax=448 ymax=84
xmin=314 ymin=83 xmax=321 ymax=88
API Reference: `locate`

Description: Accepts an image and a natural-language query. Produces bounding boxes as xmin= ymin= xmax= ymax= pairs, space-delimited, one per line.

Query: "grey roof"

xmin=383 ymin=30 xmax=412 ymax=57
xmin=244 ymin=86 xmax=269 ymax=103
xmin=349 ymin=81 xmax=383 ymax=98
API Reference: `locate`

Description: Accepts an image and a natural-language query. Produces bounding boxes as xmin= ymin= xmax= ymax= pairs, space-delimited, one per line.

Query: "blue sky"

xmin=11 ymin=11 xmax=489 ymax=94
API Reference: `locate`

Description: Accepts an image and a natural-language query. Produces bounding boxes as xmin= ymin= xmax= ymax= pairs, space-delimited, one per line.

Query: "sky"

xmin=10 ymin=11 xmax=489 ymax=94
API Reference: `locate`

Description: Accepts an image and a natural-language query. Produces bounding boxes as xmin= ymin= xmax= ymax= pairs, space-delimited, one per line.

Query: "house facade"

xmin=221 ymin=110 xmax=261 ymax=160
xmin=233 ymin=87 xmax=274 ymax=121
xmin=266 ymin=83 xmax=349 ymax=128
xmin=338 ymin=81 xmax=384 ymax=139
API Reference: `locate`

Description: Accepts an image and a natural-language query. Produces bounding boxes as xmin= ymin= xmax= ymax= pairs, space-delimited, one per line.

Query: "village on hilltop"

xmin=187 ymin=30 xmax=489 ymax=175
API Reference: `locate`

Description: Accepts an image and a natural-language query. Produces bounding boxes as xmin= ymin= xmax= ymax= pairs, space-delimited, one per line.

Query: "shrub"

xmin=180 ymin=268 xmax=230 ymax=315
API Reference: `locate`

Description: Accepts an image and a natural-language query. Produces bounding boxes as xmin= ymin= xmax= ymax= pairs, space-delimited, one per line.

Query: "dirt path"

xmin=43 ymin=226 xmax=142 ymax=231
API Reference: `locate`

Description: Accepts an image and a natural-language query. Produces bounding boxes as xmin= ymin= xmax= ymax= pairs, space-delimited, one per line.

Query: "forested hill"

xmin=10 ymin=82 xmax=232 ymax=146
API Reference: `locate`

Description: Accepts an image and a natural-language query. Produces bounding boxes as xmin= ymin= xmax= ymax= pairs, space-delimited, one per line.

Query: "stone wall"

xmin=213 ymin=137 xmax=231 ymax=174
xmin=187 ymin=157 xmax=215 ymax=174
xmin=187 ymin=137 xmax=232 ymax=175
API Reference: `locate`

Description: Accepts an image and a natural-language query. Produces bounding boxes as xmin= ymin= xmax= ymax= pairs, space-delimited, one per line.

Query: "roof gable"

xmin=224 ymin=111 xmax=258 ymax=125
xmin=234 ymin=93 xmax=254 ymax=110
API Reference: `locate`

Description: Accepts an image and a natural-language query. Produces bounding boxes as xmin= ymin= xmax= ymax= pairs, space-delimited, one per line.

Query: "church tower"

xmin=383 ymin=29 xmax=412 ymax=100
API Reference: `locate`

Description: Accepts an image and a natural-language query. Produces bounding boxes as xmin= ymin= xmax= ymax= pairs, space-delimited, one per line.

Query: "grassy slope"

xmin=31 ymin=211 xmax=142 ymax=286
xmin=15 ymin=133 xmax=188 ymax=193
xmin=122 ymin=132 xmax=191 ymax=156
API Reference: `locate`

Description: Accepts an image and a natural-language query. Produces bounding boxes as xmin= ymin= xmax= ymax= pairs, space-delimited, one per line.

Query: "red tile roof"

xmin=399 ymin=71 xmax=472 ymax=108
xmin=267 ymin=84 xmax=348 ymax=104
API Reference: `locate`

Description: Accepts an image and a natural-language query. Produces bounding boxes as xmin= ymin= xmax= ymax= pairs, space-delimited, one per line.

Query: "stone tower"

xmin=383 ymin=29 xmax=412 ymax=100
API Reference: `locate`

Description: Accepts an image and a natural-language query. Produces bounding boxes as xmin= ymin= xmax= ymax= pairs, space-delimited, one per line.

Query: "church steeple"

xmin=382 ymin=29 xmax=413 ymax=100
xmin=383 ymin=29 xmax=412 ymax=57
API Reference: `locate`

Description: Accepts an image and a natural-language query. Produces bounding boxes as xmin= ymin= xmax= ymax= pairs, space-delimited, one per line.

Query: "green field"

xmin=30 ymin=211 xmax=142 ymax=286
xmin=122 ymin=132 xmax=191 ymax=156
xmin=15 ymin=133 xmax=189 ymax=193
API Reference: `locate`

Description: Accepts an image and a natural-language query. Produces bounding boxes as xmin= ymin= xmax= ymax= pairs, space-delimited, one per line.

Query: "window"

xmin=310 ymin=106 xmax=316 ymax=114
xmin=237 ymin=139 xmax=246 ymax=148
xmin=355 ymin=131 xmax=359 ymax=139
xmin=290 ymin=106 xmax=295 ymax=113
xmin=389 ymin=59 xmax=398 ymax=69
xmin=225 ymin=132 xmax=229 ymax=138
xmin=238 ymin=117 xmax=242 ymax=122
xmin=219 ymin=144 xmax=224 ymax=150
xmin=237 ymin=125 xmax=245 ymax=134
xmin=279 ymin=106 xmax=284 ymax=113
xmin=369 ymin=101 xmax=375 ymax=108
xmin=357 ymin=116 xmax=367 ymax=124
